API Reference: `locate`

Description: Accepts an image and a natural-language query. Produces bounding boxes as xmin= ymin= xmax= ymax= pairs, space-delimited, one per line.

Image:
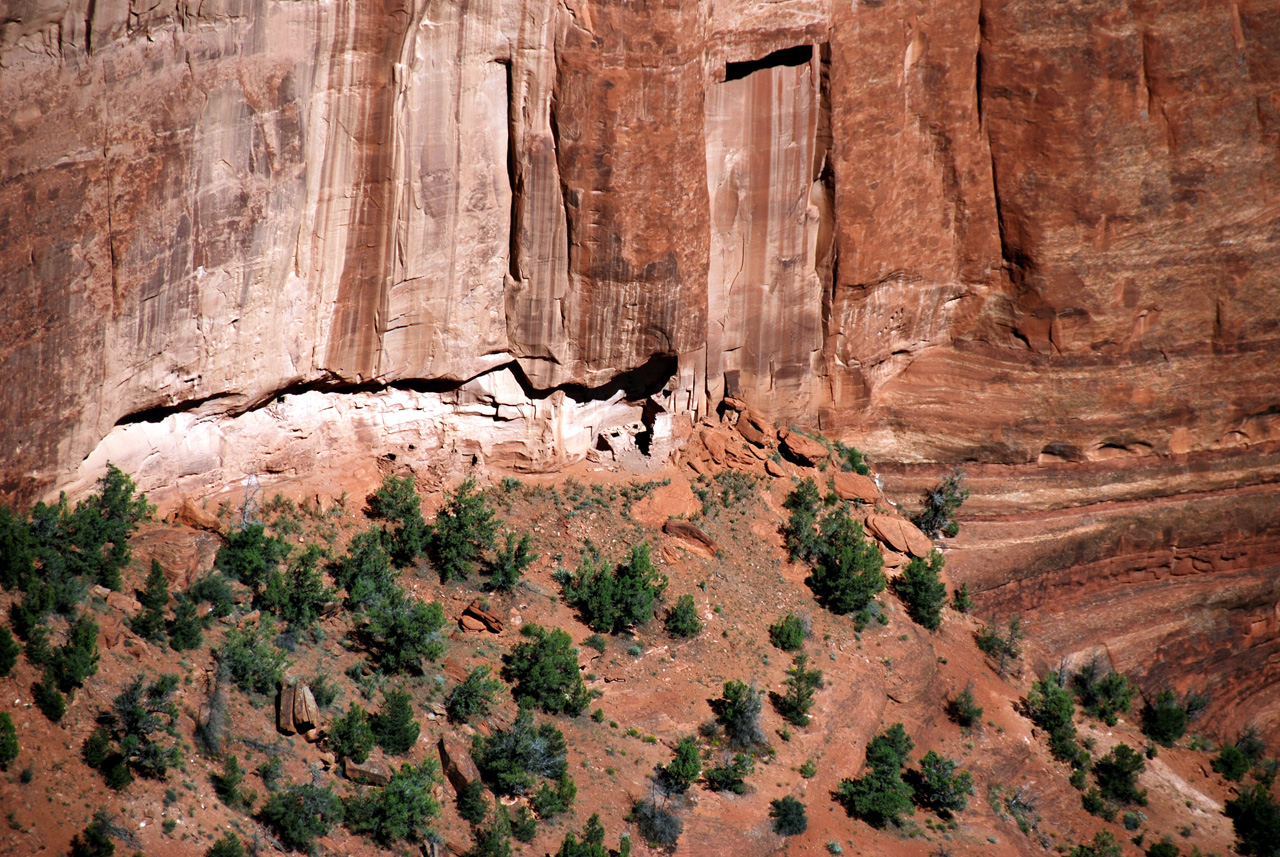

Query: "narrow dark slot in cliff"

xmin=724 ymin=45 xmax=812 ymax=82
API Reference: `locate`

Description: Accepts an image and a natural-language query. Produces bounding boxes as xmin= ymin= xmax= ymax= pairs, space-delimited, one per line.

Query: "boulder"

xmin=662 ymin=519 xmax=717 ymax=558
xmin=737 ymin=409 xmax=775 ymax=446
xmin=832 ymin=471 xmax=880 ymax=503
xmin=459 ymin=614 xmax=487 ymax=632
xmin=866 ymin=514 xmax=933 ymax=558
xmin=438 ymin=737 xmax=481 ymax=794
xmin=700 ymin=428 xmax=727 ymax=465
xmin=277 ymin=684 xmax=297 ymax=734
xmin=462 ymin=600 xmax=504 ymax=633
xmin=344 ymin=756 xmax=392 ymax=786
xmin=173 ymin=498 xmax=227 ymax=535
xmin=779 ymin=429 xmax=829 ymax=466
xmin=106 ymin=591 xmax=142 ymax=616
xmin=765 ymin=458 xmax=786 ymax=478
xmin=293 ymin=684 xmax=320 ymax=733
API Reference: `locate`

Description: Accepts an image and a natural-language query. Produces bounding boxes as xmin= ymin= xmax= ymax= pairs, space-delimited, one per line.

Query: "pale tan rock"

xmin=459 ymin=615 xmax=486 ymax=632
xmin=343 ymin=757 xmax=392 ymax=786
xmin=106 ymin=592 xmax=142 ymax=616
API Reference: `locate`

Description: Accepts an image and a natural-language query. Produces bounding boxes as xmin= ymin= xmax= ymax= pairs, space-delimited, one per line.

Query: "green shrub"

xmin=510 ymin=805 xmax=539 ymax=843
xmin=502 ymin=624 xmax=591 ymax=716
xmin=456 ymin=779 xmax=490 ymax=824
xmin=704 ymin=751 xmax=754 ymax=794
xmin=68 ymin=811 xmax=117 ymax=857
xmin=805 ymin=507 xmax=885 ymax=624
xmin=767 ymin=613 xmax=807 ymax=652
xmin=894 ymin=550 xmax=947 ymax=631
xmin=1214 ymin=744 xmax=1252 ymax=782
xmin=912 ymin=469 xmax=968 ymax=538
xmin=1027 ymin=672 xmax=1085 ymax=766
xmin=951 ymin=583 xmax=974 ymax=613
xmin=472 ymin=707 xmax=568 ymax=796
xmin=975 ymin=616 xmax=1023 ymax=676
xmin=664 ymin=594 xmax=702 ymax=638
xmin=187 ymin=572 xmax=236 ymax=618
xmin=946 ymin=684 xmax=983 ymax=728
xmin=1225 ymin=783 xmax=1280 ymax=857
xmin=782 ymin=478 xmax=824 ymax=564
xmin=207 ymin=832 xmax=246 ymax=857
xmin=219 ymin=617 xmax=288 ymax=696
xmin=530 ymin=770 xmax=577 ymax=818
xmin=130 ymin=559 xmax=170 ymax=641
xmin=1141 ymin=689 xmax=1190 ymax=746
xmin=0 ymin=711 xmax=17 ymax=770
xmin=167 ymin=596 xmax=204 ymax=651
xmin=32 ymin=668 xmax=66 ymax=722
xmin=913 ymin=751 xmax=972 ymax=816
xmin=553 ymin=813 xmax=627 ymax=856
xmin=0 ymin=625 xmax=18 ymax=677
xmin=88 ymin=674 xmax=181 ymax=783
xmin=366 ymin=474 xmax=430 ymax=568
xmin=426 ymin=476 xmax=497 ymax=582
xmin=835 ymin=724 xmax=915 ymax=828
xmin=359 ymin=585 xmax=447 ymax=674
xmin=1072 ymin=661 xmax=1134 ymax=726
xmin=1145 ymin=837 xmax=1181 ymax=857
xmin=774 ymin=653 xmax=823 ymax=727
xmin=215 ymin=523 xmax=290 ymax=593
xmin=712 ymin=680 xmax=767 ymax=749
xmin=561 ymin=543 xmax=667 ymax=634
xmin=833 ymin=441 xmax=872 ymax=476
xmin=258 ymin=782 xmax=344 ymax=853
xmin=486 ymin=532 xmax=535 ymax=592
xmin=446 ymin=665 xmax=504 ymax=724
xmin=212 ymin=754 xmax=251 ymax=810
xmin=330 ymin=528 xmax=396 ymax=609
xmin=262 ymin=544 xmax=333 ymax=629
xmin=372 ymin=688 xmax=420 ymax=755
xmin=50 ymin=612 xmax=99 ymax=692
xmin=343 ymin=760 xmax=442 ymax=845
xmin=1094 ymin=743 xmax=1147 ymax=805
xmin=330 ymin=704 xmax=376 ymax=763
xmin=1068 ymin=830 xmax=1123 ymax=857
xmin=630 ymin=798 xmax=682 ymax=848
xmin=465 ymin=806 xmax=513 ymax=857
xmin=256 ymin=755 xmax=284 ymax=791
xmin=770 ymin=795 xmax=808 ymax=835
xmin=655 ymin=736 xmax=701 ymax=794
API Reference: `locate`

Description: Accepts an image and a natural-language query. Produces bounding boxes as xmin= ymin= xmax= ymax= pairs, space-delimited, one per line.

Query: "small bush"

xmin=1225 ymin=783 xmax=1280 ymax=857
xmin=330 ymin=528 xmax=396 ymax=609
xmin=32 ymin=669 xmax=66 ymax=723
xmin=456 ymin=779 xmax=489 ymax=824
xmin=1145 ymin=838 xmax=1181 ymax=857
xmin=805 ymin=507 xmax=885 ymax=623
xmin=835 ymin=724 xmax=915 ymax=828
xmin=99 ymin=673 xmax=181 ymax=780
xmin=561 ymin=543 xmax=667 ymax=634
xmin=895 ymin=550 xmax=947 ymax=631
xmin=359 ymin=586 xmax=447 ymax=674
xmin=207 ymin=832 xmax=246 ymax=857
xmin=1026 ymin=672 xmax=1085 ymax=766
xmin=366 ymin=474 xmax=430 ymax=569
xmin=0 ymin=711 xmax=17 ymax=770
xmin=1068 ymin=829 xmax=1123 ymax=857
xmin=631 ymin=798 xmax=682 ymax=848
xmin=472 ymin=708 xmax=568 ymax=796
xmin=912 ymin=469 xmax=968 ymax=538
xmin=655 ymin=736 xmax=701 ymax=794
xmin=530 ymin=770 xmax=577 ymax=818
xmin=219 ymin=616 xmax=288 ymax=696
xmin=258 ymin=782 xmax=344 ymax=853
xmin=946 ymin=684 xmax=983 ymax=728
xmin=68 ymin=812 xmax=117 ymax=857
xmin=1141 ymin=689 xmax=1190 ymax=746
xmin=215 ymin=523 xmax=290 ymax=593
xmin=975 ymin=617 xmax=1023 ymax=676
xmin=212 ymin=754 xmax=252 ymax=810
xmin=833 ymin=441 xmax=871 ymax=476
xmin=502 ymin=624 xmax=591 ymax=716
xmin=913 ymin=751 xmax=973 ymax=815
xmin=167 ymin=596 xmax=204 ymax=651
xmin=773 ymin=653 xmax=823 ymax=727
xmin=343 ymin=760 xmax=442 ymax=845
xmin=130 ymin=559 xmax=170 ymax=640
xmin=767 ymin=613 xmax=807 ymax=652
xmin=485 ymin=532 xmax=535 ymax=592
xmin=330 ymin=704 xmax=376 ymax=763
xmin=426 ymin=476 xmax=498 ymax=582
xmin=782 ymin=478 xmax=824 ymax=564
xmin=188 ymin=571 xmax=236 ymax=618
xmin=446 ymin=665 xmax=505 ymax=723
xmin=1094 ymin=743 xmax=1147 ymax=805
xmin=372 ymin=688 xmax=420 ymax=755
xmin=664 ymin=594 xmax=702 ymax=638
xmin=770 ymin=795 xmax=808 ymax=836
xmin=951 ymin=583 xmax=974 ymax=613
xmin=1213 ymin=744 xmax=1251 ymax=782
xmin=712 ymin=680 xmax=767 ymax=749
xmin=261 ymin=543 xmax=333 ymax=629
xmin=1072 ymin=660 xmax=1134 ymax=726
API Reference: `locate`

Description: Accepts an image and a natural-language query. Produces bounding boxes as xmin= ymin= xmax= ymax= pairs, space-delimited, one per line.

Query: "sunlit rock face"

xmin=3 ymin=2 xmax=1280 ymax=736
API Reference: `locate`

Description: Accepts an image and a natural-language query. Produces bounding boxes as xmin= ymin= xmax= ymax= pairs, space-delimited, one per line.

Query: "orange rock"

xmin=832 ymin=471 xmax=879 ymax=503
xmin=438 ymin=737 xmax=481 ymax=794
xmin=779 ymin=429 xmax=829 ymax=466
xmin=277 ymin=684 xmax=297 ymax=735
xmin=344 ymin=756 xmax=392 ymax=786
xmin=866 ymin=514 xmax=933 ymax=558
xmin=662 ymin=519 xmax=717 ymax=558
xmin=293 ymin=685 xmax=320 ymax=732
xmin=459 ymin=614 xmax=486 ymax=632
xmin=765 ymin=458 xmax=786 ymax=477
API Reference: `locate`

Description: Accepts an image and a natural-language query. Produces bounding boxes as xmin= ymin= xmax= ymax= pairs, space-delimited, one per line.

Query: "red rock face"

xmin=2 ymin=2 xmax=1280 ymax=735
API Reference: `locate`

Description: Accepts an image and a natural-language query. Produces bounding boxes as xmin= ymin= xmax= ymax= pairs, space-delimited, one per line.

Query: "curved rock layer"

xmin=3 ymin=2 xmax=1280 ymax=733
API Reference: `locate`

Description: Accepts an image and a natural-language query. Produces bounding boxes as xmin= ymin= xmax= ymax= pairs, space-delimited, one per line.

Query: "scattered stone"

xmin=779 ymin=429 xmax=829 ymax=466
xmin=701 ymin=429 xmax=727 ymax=465
xmin=98 ymin=614 xmax=126 ymax=649
xmin=458 ymin=614 xmax=486 ymax=632
xmin=343 ymin=756 xmax=392 ymax=786
xmin=866 ymin=514 xmax=933 ymax=558
xmin=438 ymin=737 xmax=481 ymax=794
xmin=318 ymin=751 xmax=335 ymax=768
xmin=832 ymin=471 xmax=880 ymax=503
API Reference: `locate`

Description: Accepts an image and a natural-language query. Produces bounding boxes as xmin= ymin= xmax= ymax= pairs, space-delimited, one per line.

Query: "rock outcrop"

xmin=3 ymin=1 xmax=1280 ymax=739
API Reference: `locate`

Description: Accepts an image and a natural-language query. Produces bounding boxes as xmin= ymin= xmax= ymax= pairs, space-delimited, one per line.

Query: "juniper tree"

xmin=366 ymin=474 xmax=430 ymax=569
xmin=372 ymin=688 xmax=420 ymax=756
xmin=427 ymin=476 xmax=497 ymax=582
xmin=130 ymin=559 xmax=170 ymax=641
xmin=895 ymin=550 xmax=947 ymax=631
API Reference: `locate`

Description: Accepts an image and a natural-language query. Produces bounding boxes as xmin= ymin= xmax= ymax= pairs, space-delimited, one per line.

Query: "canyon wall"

xmin=3 ymin=1 xmax=1280 ymax=736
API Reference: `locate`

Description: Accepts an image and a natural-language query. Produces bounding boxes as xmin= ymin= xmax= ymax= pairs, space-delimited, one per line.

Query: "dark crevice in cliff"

xmin=724 ymin=45 xmax=812 ymax=82
xmin=112 ymin=392 xmax=242 ymax=427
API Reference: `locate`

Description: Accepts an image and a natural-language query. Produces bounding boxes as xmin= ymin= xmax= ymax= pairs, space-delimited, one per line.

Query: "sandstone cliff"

xmin=3 ymin=1 xmax=1280 ymax=737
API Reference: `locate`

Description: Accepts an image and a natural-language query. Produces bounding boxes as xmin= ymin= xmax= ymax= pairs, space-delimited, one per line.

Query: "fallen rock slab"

xmin=293 ymin=684 xmax=320 ymax=733
xmin=344 ymin=756 xmax=392 ymax=786
xmin=866 ymin=514 xmax=933 ymax=558
xmin=779 ymin=429 xmax=829 ymax=466
xmin=462 ymin=600 xmax=504 ymax=633
xmin=106 ymin=591 xmax=142 ymax=617
xmin=438 ymin=737 xmax=481 ymax=794
xmin=278 ymin=683 xmax=297 ymax=734
xmin=832 ymin=471 xmax=880 ymax=503
xmin=737 ymin=409 xmax=775 ymax=446
xmin=662 ymin=519 xmax=717 ymax=557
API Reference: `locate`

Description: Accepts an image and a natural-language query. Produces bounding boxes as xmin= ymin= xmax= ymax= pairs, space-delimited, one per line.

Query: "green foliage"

xmin=895 ymin=550 xmax=947 ymax=631
xmin=1141 ymin=689 xmax=1190 ymax=746
xmin=914 ymin=751 xmax=973 ymax=815
xmin=1214 ymin=744 xmax=1252 ymax=782
xmin=782 ymin=478 xmax=824 ymax=564
xmin=805 ymin=507 xmax=885 ymax=623
xmin=47 ymin=612 xmax=99 ymax=693
xmin=486 ymin=532 xmax=535 ymax=592
xmin=713 ymin=680 xmax=767 ymax=749
xmin=258 ymin=782 xmax=344 ymax=853
xmin=655 ymin=736 xmax=701 ymax=794
xmin=946 ymin=684 xmax=983 ymax=728
xmin=0 ymin=504 xmax=34 ymax=592
xmin=704 ymin=752 xmax=754 ymax=794
xmin=330 ymin=704 xmax=376 ymax=763
xmin=833 ymin=441 xmax=872 ymax=476
xmin=188 ymin=572 xmax=236 ymax=619
xmin=975 ymin=616 xmax=1023 ymax=676
xmin=530 ymin=770 xmax=577 ymax=818
xmin=561 ymin=543 xmax=667 ymax=634
xmin=767 ymin=613 xmax=807 ymax=652
xmin=0 ymin=625 xmax=18 ymax=677
xmin=774 ymin=653 xmax=824 ymax=727
xmin=1068 ymin=830 xmax=1124 ymax=857
xmin=465 ymin=805 xmax=513 ymax=857
xmin=510 ymin=805 xmax=539 ymax=843
xmin=343 ymin=760 xmax=442 ymax=845
xmin=257 ymin=755 xmax=284 ymax=792
xmin=330 ymin=528 xmax=396 ymax=609
xmin=427 ymin=476 xmax=498 ymax=582
xmin=32 ymin=668 xmax=66 ymax=722
xmin=770 ymin=795 xmax=808 ymax=836
xmin=68 ymin=812 xmax=117 ymax=857
xmin=212 ymin=754 xmax=252 ymax=810
xmin=167 ymin=596 xmax=204 ymax=651
xmin=1225 ymin=784 xmax=1280 ymax=857
xmin=664 ymin=594 xmax=702 ymax=638
xmin=912 ymin=469 xmax=968 ymax=539
xmin=87 ymin=674 xmax=181 ymax=783
xmin=207 ymin=833 xmax=247 ymax=857
xmin=835 ymin=724 xmax=915 ymax=828
xmin=219 ymin=617 xmax=288 ymax=696
xmin=554 ymin=813 xmax=630 ymax=857
xmin=502 ymin=624 xmax=591 ymax=716
xmin=215 ymin=523 xmax=290 ymax=593
xmin=1072 ymin=661 xmax=1134 ymax=726
xmin=262 ymin=544 xmax=333 ymax=629
xmin=472 ymin=707 xmax=568 ymax=796
xmin=65 ymin=465 xmax=152 ymax=590
xmin=1081 ymin=786 xmax=1112 ymax=819
xmin=446 ymin=665 xmax=504 ymax=724
xmin=366 ymin=474 xmax=430 ymax=568
xmin=359 ymin=586 xmax=447 ymax=674
xmin=1094 ymin=743 xmax=1147 ymax=805
xmin=456 ymin=779 xmax=490 ymax=824
xmin=372 ymin=688 xmax=420 ymax=755
xmin=630 ymin=798 xmax=682 ymax=848
xmin=130 ymin=559 xmax=170 ymax=641
xmin=1027 ymin=672 xmax=1086 ymax=766
xmin=0 ymin=711 xmax=17 ymax=770
xmin=1146 ymin=838 xmax=1181 ymax=857
xmin=951 ymin=582 xmax=973 ymax=613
